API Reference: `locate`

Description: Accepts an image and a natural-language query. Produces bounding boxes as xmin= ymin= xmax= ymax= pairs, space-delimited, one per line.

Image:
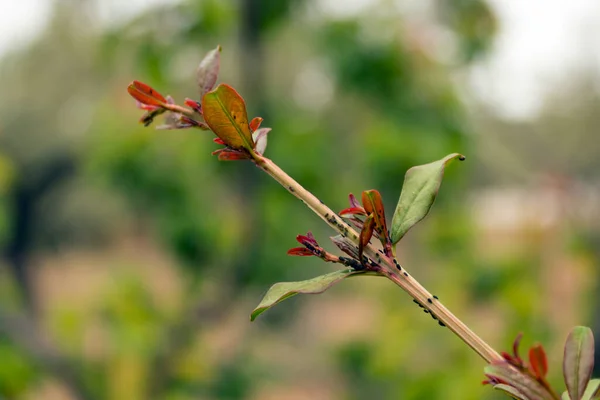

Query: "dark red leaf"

xmin=287 ymin=247 xmax=315 ymax=256
xmin=216 ymin=150 xmax=251 ymax=161
xmin=362 ymin=189 xmax=392 ymax=255
xmin=296 ymin=232 xmax=318 ymax=247
xmin=362 ymin=190 xmax=387 ymax=232
xmin=501 ymin=352 xmax=516 ymax=363
xmin=529 ymin=344 xmax=548 ymax=379
xmin=358 ymin=214 xmax=375 ymax=264
xmin=513 ymin=333 xmax=523 ymax=358
xmin=339 ymin=207 xmax=367 ymax=216
xmin=184 ymin=98 xmax=202 ymax=113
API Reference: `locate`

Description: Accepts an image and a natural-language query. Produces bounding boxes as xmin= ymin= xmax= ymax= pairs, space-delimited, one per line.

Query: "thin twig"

xmin=163 ymin=103 xmax=196 ymax=118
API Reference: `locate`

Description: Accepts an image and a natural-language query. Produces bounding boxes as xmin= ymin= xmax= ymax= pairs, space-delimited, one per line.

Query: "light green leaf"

xmin=564 ymin=392 xmax=572 ymax=400
xmin=390 ymin=153 xmax=465 ymax=244
xmin=582 ymin=379 xmax=600 ymax=400
xmin=564 ymin=326 xmax=595 ymax=400
xmin=494 ymin=383 xmax=529 ymax=400
xmin=251 ymin=269 xmax=359 ymax=321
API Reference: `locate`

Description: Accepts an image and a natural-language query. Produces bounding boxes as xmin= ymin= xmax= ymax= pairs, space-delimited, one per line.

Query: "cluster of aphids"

xmin=413 ymin=296 xmax=446 ymax=327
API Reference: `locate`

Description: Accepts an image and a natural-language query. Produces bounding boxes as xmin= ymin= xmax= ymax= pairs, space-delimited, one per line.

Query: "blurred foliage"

xmin=0 ymin=0 xmax=597 ymax=399
xmin=437 ymin=0 xmax=497 ymax=62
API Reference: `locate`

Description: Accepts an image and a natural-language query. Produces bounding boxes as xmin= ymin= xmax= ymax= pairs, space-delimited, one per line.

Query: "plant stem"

xmin=252 ymin=153 xmax=502 ymax=364
xmin=163 ymin=104 xmax=196 ymax=118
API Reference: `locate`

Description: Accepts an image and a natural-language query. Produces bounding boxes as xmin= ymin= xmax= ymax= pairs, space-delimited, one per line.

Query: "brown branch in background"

xmin=4 ymin=155 xmax=75 ymax=314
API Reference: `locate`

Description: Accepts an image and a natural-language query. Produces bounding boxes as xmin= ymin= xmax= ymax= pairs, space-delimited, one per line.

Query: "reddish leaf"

xmin=180 ymin=116 xmax=209 ymax=130
xmin=197 ymin=45 xmax=221 ymax=97
xmin=514 ymin=333 xmax=524 ymax=361
xmin=216 ymin=149 xmax=251 ymax=161
xmin=339 ymin=207 xmax=367 ymax=217
xmin=362 ymin=190 xmax=386 ymax=231
xmin=287 ymin=247 xmax=314 ymax=256
xmin=127 ymin=81 xmax=167 ymax=107
xmin=362 ymin=189 xmax=392 ymax=255
xmin=358 ymin=214 xmax=375 ymax=264
xmin=213 ymin=137 xmax=226 ymax=145
xmin=529 ymin=344 xmax=549 ymax=379
xmin=136 ymin=100 xmax=160 ymax=111
xmin=249 ymin=117 xmax=263 ymax=132
xmin=202 ymin=84 xmax=254 ymax=151
xmin=184 ymin=98 xmax=202 ymax=113
xmin=349 ymin=193 xmax=361 ymax=208
xmin=297 ymin=232 xmax=319 ymax=247
xmin=502 ymin=351 xmax=521 ymax=366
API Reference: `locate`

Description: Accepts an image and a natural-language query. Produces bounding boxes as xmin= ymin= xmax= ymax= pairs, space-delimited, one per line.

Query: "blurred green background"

xmin=1 ymin=0 xmax=599 ymax=399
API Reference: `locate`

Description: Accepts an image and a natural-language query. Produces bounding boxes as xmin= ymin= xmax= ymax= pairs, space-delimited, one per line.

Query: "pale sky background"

xmin=1 ymin=0 xmax=599 ymax=120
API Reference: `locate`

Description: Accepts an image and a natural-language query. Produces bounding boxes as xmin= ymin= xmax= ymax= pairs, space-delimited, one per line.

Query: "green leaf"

xmin=485 ymin=363 xmax=555 ymax=400
xmin=494 ymin=384 xmax=529 ymax=400
xmin=250 ymin=269 xmax=359 ymax=321
xmin=202 ymin=84 xmax=254 ymax=151
xmin=197 ymin=45 xmax=221 ymax=97
xmin=390 ymin=153 xmax=465 ymax=244
xmin=582 ymin=379 xmax=600 ymax=400
xmin=564 ymin=326 xmax=595 ymax=400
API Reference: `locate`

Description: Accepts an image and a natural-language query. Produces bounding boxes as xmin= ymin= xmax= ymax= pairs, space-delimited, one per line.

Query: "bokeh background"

xmin=1 ymin=0 xmax=600 ymax=399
